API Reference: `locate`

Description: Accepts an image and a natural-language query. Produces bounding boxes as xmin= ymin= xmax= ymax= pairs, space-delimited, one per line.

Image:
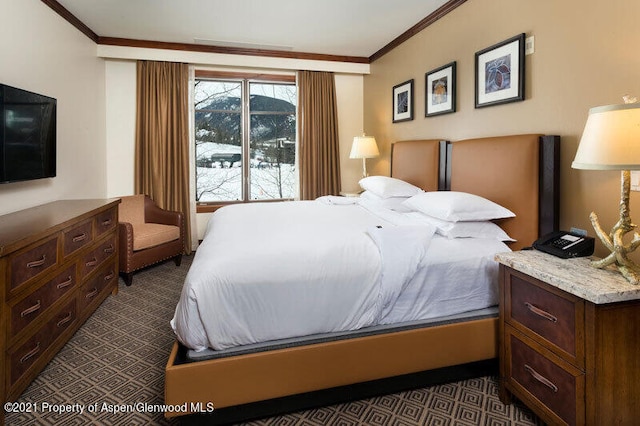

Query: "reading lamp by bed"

xmin=350 ymin=134 xmax=379 ymax=178
xmin=572 ymin=101 xmax=640 ymax=284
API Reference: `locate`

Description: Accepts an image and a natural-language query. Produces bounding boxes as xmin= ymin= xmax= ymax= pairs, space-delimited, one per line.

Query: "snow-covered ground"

xmin=196 ymin=141 xmax=296 ymax=202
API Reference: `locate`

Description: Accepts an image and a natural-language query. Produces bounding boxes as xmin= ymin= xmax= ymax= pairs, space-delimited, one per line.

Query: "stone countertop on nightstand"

xmin=495 ymin=249 xmax=640 ymax=304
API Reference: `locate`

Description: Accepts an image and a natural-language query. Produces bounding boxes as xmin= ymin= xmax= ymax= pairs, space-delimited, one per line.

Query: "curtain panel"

xmin=135 ymin=60 xmax=192 ymax=254
xmin=298 ymin=70 xmax=341 ymax=200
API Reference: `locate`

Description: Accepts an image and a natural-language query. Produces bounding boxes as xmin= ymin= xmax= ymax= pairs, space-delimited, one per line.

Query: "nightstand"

xmin=495 ymin=250 xmax=640 ymax=425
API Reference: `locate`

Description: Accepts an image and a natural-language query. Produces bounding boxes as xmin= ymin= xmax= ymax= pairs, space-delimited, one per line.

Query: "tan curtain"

xmin=298 ymin=70 xmax=341 ymax=200
xmin=135 ymin=60 xmax=192 ymax=254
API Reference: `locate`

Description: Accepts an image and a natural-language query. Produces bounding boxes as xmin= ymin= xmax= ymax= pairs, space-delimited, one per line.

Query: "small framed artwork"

xmin=425 ymin=61 xmax=456 ymax=117
xmin=392 ymin=79 xmax=414 ymax=123
xmin=475 ymin=33 xmax=525 ymax=108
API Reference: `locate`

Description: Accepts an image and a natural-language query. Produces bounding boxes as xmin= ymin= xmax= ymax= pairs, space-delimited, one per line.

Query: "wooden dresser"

xmin=0 ymin=199 xmax=120 ymax=418
xmin=496 ymin=250 xmax=640 ymax=425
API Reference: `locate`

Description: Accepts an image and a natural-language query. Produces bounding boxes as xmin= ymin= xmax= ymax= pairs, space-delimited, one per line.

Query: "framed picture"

xmin=475 ymin=33 xmax=525 ymax=108
xmin=425 ymin=61 xmax=456 ymax=117
xmin=392 ymin=79 xmax=414 ymax=122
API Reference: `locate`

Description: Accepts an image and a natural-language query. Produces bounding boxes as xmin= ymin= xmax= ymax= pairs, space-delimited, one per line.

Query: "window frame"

xmin=194 ymin=71 xmax=297 ymax=213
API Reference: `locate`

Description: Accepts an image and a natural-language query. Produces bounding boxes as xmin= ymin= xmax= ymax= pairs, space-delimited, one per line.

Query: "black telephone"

xmin=532 ymin=231 xmax=595 ymax=259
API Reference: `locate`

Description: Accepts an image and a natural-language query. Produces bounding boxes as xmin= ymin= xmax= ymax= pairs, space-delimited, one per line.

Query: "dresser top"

xmin=0 ymin=199 xmax=120 ymax=256
xmin=495 ymin=250 xmax=640 ymax=304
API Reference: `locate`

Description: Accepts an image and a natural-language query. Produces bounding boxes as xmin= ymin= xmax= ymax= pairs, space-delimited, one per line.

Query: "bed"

xmin=164 ymin=134 xmax=560 ymax=422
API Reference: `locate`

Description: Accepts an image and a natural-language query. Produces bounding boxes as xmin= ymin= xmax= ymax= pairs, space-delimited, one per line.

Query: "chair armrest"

xmin=144 ymin=197 xmax=183 ymax=227
xmin=118 ymin=221 xmax=134 ymax=249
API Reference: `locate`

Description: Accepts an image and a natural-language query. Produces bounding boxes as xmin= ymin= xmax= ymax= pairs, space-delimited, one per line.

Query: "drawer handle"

xmin=72 ymin=233 xmax=87 ymax=243
xmin=104 ymin=244 xmax=114 ymax=254
xmin=102 ymin=219 xmax=112 ymax=226
xmin=104 ymin=271 xmax=115 ymax=281
xmin=524 ymin=302 xmax=558 ymax=323
xmin=26 ymin=255 xmax=46 ymax=268
xmin=20 ymin=342 xmax=41 ymax=364
xmin=57 ymin=276 xmax=73 ymax=289
xmin=86 ymin=288 xmax=98 ymax=299
xmin=524 ymin=364 xmax=558 ymax=393
xmin=57 ymin=312 xmax=73 ymax=328
xmin=86 ymin=258 xmax=98 ymax=267
xmin=20 ymin=300 xmax=41 ymax=317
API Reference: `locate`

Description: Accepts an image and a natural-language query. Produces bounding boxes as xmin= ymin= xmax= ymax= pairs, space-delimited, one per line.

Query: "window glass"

xmin=194 ymin=78 xmax=297 ymax=203
xmin=195 ymin=80 xmax=242 ymax=202
xmin=249 ymin=83 xmax=297 ymax=200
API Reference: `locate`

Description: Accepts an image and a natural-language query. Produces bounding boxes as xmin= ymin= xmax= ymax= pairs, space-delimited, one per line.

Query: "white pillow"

xmin=359 ymin=190 xmax=382 ymax=201
xmin=360 ymin=190 xmax=415 ymax=212
xmin=358 ymin=176 xmax=423 ymax=199
xmin=403 ymin=191 xmax=515 ymax=222
xmin=405 ymin=212 xmax=515 ymax=241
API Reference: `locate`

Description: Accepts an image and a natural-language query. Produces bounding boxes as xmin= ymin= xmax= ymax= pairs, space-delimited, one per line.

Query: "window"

xmin=194 ymin=72 xmax=297 ymax=205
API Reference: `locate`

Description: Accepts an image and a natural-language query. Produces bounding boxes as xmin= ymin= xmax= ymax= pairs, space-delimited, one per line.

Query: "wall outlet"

xmin=525 ymin=36 xmax=535 ymax=55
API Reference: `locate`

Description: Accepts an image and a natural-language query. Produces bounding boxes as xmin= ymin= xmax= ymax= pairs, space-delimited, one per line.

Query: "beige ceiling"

xmin=55 ymin=0 xmax=450 ymax=58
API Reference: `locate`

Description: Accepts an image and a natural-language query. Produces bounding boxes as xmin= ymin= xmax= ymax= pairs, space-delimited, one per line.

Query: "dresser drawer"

xmin=95 ymin=207 xmax=117 ymax=236
xmin=80 ymin=235 xmax=116 ymax=278
xmin=506 ymin=328 xmax=584 ymax=426
xmin=9 ymin=300 xmax=77 ymax=387
xmin=63 ymin=220 xmax=94 ymax=257
xmin=9 ymin=265 xmax=76 ymax=340
xmin=506 ymin=270 xmax=584 ymax=363
xmin=79 ymin=261 xmax=116 ymax=311
xmin=9 ymin=237 xmax=58 ymax=292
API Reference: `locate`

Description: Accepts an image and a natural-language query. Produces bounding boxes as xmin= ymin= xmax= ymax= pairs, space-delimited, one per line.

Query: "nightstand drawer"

xmin=507 ymin=270 xmax=584 ymax=362
xmin=506 ymin=329 xmax=584 ymax=426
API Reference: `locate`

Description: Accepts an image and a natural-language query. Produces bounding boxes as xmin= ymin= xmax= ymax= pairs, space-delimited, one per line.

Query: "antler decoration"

xmin=589 ymin=170 xmax=640 ymax=284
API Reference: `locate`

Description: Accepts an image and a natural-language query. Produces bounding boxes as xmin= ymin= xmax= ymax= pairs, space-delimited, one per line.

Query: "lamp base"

xmin=361 ymin=158 xmax=368 ymax=178
xmin=589 ymin=170 xmax=640 ymax=285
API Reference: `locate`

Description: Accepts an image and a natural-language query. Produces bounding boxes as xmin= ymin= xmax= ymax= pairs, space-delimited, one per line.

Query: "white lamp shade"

xmin=349 ymin=135 xmax=380 ymax=159
xmin=572 ymin=103 xmax=640 ymax=170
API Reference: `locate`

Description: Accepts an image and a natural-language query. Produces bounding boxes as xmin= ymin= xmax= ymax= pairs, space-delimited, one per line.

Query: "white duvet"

xmin=171 ymin=199 xmax=508 ymax=351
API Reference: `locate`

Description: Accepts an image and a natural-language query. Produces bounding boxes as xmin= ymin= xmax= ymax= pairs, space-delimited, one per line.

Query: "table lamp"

xmin=571 ymin=102 xmax=640 ymax=284
xmin=350 ymin=134 xmax=379 ymax=178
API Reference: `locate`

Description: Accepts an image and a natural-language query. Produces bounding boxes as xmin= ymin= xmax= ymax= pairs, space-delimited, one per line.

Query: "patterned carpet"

xmin=4 ymin=256 xmax=543 ymax=426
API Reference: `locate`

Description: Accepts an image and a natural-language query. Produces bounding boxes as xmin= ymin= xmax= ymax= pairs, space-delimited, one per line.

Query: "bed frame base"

xmin=183 ymin=358 xmax=496 ymax=425
xmin=165 ymin=317 xmax=497 ymax=419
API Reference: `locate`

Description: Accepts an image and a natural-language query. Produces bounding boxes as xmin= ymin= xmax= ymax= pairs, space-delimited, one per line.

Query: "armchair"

xmin=118 ymin=194 xmax=185 ymax=286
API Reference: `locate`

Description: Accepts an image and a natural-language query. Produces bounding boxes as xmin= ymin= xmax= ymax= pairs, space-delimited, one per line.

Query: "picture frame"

xmin=425 ymin=61 xmax=456 ymax=117
xmin=392 ymin=79 xmax=414 ymax=122
xmin=475 ymin=33 xmax=525 ymax=108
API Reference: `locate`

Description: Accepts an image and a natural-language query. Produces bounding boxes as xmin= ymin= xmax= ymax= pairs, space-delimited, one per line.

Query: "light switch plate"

xmin=525 ymin=36 xmax=535 ymax=55
xmin=631 ymin=171 xmax=640 ymax=191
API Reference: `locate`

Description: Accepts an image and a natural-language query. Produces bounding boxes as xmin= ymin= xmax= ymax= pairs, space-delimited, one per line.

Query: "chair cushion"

xmin=132 ymin=223 xmax=180 ymax=251
xmin=119 ymin=195 xmax=146 ymax=225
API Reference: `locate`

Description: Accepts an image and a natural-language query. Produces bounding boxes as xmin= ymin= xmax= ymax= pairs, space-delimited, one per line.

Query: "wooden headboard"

xmin=391 ymin=135 xmax=560 ymax=251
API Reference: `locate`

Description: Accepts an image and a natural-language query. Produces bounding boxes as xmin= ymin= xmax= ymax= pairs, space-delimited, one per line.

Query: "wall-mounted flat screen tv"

xmin=0 ymin=83 xmax=56 ymax=184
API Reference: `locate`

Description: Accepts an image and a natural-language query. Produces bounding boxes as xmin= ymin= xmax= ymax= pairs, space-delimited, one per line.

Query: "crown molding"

xmin=369 ymin=0 xmax=468 ymax=62
xmin=97 ymin=37 xmax=369 ymax=64
xmin=41 ymin=0 xmax=466 ymax=65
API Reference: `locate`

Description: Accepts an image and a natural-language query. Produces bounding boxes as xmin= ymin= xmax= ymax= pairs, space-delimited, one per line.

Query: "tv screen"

xmin=0 ymin=83 xmax=56 ymax=184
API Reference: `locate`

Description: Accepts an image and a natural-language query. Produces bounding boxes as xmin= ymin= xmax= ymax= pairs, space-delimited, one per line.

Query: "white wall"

xmin=104 ymin=56 xmax=365 ymax=239
xmin=0 ymin=1 xmax=107 ymax=215
xmin=105 ymin=60 xmax=137 ymax=197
